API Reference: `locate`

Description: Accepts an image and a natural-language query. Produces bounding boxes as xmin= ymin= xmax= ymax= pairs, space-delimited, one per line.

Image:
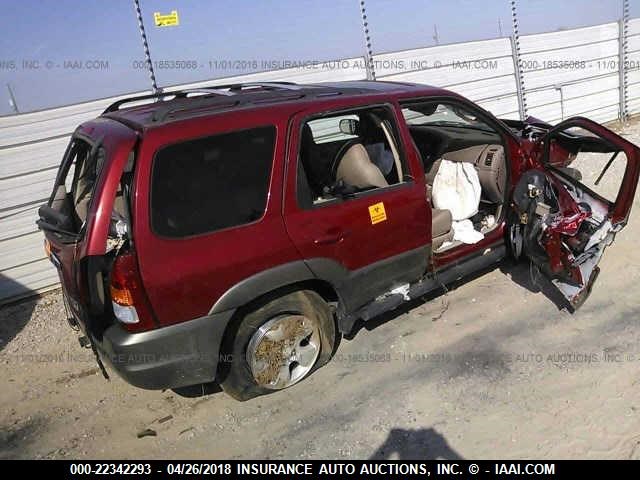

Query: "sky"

xmin=0 ymin=0 xmax=637 ymax=115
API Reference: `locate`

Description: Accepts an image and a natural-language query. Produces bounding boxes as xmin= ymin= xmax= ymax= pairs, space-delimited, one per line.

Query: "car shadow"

xmin=345 ymin=257 xmax=574 ymax=341
xmin=0 ymin=274 xmax=39 ymax=353
xmin=345 ymin=262 xmax=502 ymax=340
xmin=498 ymin=259 xmax=570 ymax=311
xmin=370 ymin=427 xmax=463 ymax=460
xmin=172 ymin=382 xmax=222 ymax=398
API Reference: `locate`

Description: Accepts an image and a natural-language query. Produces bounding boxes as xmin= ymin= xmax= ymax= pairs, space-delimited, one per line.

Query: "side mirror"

xmin=339 ymin=118 xmax=359 ymax=136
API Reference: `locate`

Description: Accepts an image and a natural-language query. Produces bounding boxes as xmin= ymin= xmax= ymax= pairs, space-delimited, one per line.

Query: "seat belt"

xmin=380 ymin=120 xmax=403 ymax=183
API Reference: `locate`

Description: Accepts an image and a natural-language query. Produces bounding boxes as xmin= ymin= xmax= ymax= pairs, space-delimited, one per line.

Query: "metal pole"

xmin=433 ymin=24 xmax=440 ymax=45
xmin=6 ymin=83 xmax=19 ymax=113
xmin=619 ymin=0 xmax=630 ymax=122
xmin=358 ymin=0 xmax=376 ymax=80
xmin=132 ymin=0 xmax=159 ymax=94
xmin=510 ymin=0 xmax=528 ymax=120
xmin=555 ymin=85 xmax=565 ymax=121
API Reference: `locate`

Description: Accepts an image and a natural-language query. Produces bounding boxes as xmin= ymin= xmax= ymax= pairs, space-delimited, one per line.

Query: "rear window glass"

xmin=151 ymin=126 xmax=276 ymax=237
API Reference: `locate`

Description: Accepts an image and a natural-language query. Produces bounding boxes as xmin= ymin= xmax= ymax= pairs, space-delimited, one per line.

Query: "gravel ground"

xmin=1 ymin=118 xmax=639 ymax=460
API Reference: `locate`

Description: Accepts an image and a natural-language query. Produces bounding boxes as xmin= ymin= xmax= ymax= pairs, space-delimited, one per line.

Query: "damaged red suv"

xmin=38 ymin=81 xmax=639 ymax=400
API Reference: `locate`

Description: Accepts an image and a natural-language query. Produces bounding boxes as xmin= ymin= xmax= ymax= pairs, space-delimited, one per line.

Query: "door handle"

xmin=313 ymin=229 xmax=348 ymax=245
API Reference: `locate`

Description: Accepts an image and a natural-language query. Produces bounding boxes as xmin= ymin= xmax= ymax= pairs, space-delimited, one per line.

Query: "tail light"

xmin=109 ymin=250 xmax=157 ymax=332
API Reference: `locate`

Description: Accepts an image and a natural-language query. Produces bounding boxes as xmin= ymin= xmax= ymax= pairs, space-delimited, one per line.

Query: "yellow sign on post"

xmin=154 ymin=10 xmax=179 ymax=27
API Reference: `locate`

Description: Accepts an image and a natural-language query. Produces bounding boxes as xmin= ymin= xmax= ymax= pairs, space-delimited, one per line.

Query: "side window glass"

xmin=307 ymin=114 xmax=359 ymax=144
xmin=297 ymin=107 xmax=407 ymax=208
xmin=151 ymin=126 xmax=275 ymax=237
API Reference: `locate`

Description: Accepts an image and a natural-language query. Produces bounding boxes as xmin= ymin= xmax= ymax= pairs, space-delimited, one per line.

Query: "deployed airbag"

xmin=452 ymin=219 xmax=484 ymax=244
xmin=432 ymin=159 xmax=482 ymax=221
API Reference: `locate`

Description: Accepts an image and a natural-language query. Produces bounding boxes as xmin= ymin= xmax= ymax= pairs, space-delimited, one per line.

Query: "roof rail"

xmin=102 ymin=82 xmax=302 ymax=114
xmin=103 ymin=91 xmax=174 ymax=113
xmin=227 ymin=82 xmax=302 ymax=91
xmin=150 ymin=91 xmax=308 ymax=123
xmin=169 ymin=88 xmax=235 ymax=97
xmin=102 ymin=88 xmax=234 ymax=114
xmin=150 ymin=98 xmax=243 ymax=123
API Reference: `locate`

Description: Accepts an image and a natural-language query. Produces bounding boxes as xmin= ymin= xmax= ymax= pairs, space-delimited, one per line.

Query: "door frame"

xmin=538 ymin=116 xmax=640 ymax=226
xmin=282 ymin=100 xmax=431 ymax=313
xmin=397 ymin=95 xmax=518 ymax=268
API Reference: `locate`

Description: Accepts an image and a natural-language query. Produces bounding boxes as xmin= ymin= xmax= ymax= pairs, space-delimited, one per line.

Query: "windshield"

xmin=402 ymin=103 xmax=494 ymax=132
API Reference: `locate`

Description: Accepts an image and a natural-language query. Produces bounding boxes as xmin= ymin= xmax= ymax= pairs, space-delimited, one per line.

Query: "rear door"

xmin=283 ymin=103 xmax=430 ymax=313
xmin=511 ymin=117 xmax=640 ymax=309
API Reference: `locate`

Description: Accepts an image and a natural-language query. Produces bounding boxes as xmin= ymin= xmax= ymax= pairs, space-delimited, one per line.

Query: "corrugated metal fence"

xmin=1 ymin=19 xmax=639 ymax=303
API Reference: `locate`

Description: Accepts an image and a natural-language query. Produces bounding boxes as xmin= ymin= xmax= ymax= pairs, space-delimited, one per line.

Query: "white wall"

xmin=0 ymin=20 xmax=638 ymax=303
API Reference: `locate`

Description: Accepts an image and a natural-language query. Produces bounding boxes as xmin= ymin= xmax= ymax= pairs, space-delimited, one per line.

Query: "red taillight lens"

xmin=110 ymin=251 xmax=157 ymax=332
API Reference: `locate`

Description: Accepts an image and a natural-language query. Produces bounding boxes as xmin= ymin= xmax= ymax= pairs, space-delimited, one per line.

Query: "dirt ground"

xmin=1 ymin=119 xmax=640 ymax=460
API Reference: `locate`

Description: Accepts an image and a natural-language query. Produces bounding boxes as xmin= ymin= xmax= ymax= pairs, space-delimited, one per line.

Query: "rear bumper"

xmin=93 ymin=310 xmax=234 ymax=390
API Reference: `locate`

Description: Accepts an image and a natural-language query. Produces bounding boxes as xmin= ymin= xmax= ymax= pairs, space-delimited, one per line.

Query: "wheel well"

xmin=216 ymin=279 xmax=341 ymax=381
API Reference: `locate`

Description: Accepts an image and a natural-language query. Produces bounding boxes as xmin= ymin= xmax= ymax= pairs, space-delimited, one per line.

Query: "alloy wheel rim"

xmin=246 ymin=314 xmax=321 ymax=390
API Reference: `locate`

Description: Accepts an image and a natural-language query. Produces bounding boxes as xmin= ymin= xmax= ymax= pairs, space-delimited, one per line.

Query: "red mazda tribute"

xmin=38 ymin=81 xmax=639 ymax=400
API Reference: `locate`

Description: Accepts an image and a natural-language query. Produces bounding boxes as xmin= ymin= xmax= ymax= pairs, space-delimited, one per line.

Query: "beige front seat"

xmin=431 ymin=208 xmax=454 ymax=250
xmin=424 ymin=158 xmax=453 ymax=249
xmin=336 ymin=143 xmax=389 ymax=189
xmin=424 ymin=158 xmax=442 ymax=200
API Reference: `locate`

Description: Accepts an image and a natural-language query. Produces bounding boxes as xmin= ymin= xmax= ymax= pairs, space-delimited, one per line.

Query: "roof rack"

xmin=150 ymin=91 xmax=309 ymax=123
xmin=102 ymin=82 xmax=303 ymax=114
xmin=151 ymin=83 xmax=312 ymax=123
xmin=103 ymin=91 xmax=175 ymax=113
xmin=151 ymin=98 xmax=243 ymax=123
xmin=227 ymin=82 xmax=302 ymax=91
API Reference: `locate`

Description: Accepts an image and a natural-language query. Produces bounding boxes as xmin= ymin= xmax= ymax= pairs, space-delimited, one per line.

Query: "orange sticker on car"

xmin=368 ymin=202 xmax=387 ymax=224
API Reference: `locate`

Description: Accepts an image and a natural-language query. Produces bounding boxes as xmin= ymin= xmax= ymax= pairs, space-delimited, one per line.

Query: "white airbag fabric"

xmin=432 ymin=159 xmax=481 ymax=221
xmin=452 ymin=219 xmax=484 ymax=244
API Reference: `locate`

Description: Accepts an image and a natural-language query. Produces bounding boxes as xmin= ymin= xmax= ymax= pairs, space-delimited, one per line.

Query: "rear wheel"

xmin=219 ymin=290 xmax=336 ymax=401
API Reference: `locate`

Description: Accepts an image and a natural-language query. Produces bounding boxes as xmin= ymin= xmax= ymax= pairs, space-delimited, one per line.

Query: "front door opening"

xmin=401 ymin=101 xmax=508 ymax=252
